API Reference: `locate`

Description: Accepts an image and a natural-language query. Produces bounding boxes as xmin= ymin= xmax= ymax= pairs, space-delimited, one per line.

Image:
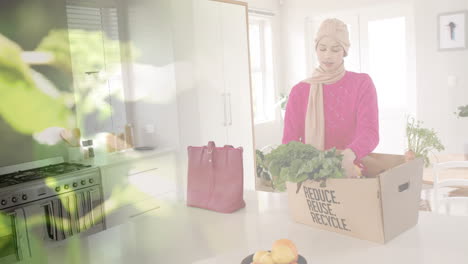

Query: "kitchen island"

xmin=24 ymin=191 xmax=468 ymax=264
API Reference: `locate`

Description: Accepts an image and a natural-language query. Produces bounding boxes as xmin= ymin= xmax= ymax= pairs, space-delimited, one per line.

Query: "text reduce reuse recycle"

xmin=303 ymin=186 xmax=351 ymax=231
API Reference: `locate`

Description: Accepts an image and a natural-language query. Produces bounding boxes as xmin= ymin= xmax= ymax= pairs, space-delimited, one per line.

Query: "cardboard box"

xmin=286 ymin=153 xmax=424 ymax=244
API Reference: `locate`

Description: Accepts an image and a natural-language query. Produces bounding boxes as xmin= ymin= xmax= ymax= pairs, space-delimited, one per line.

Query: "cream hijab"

xmin=303 ymin=62 xmax=346 ymax=150
xmin=304 ymin=18 xmax=349 ymax=150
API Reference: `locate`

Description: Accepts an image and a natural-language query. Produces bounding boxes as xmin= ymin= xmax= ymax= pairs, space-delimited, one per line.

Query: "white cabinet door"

xmin=100 ymin=163 xmax=131 ymax=205
xmin=194 ymin=0 xmax=229 ymax=146
xmin=127 ymin=154 xmax=177 ymax=201
xmin=221 ymin=3 xmax=252 ymax=142
xmin=220 ymin=3 xmax=255 ymax=190
xmin=193 ymin=0 xmax=255 ymax=189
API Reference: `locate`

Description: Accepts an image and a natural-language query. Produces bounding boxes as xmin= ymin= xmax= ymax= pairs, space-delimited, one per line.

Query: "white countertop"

xmin=82 ymin=146 xmax=176 ymax=168
xmin=27 ymin=191 xmax=468 ymax=264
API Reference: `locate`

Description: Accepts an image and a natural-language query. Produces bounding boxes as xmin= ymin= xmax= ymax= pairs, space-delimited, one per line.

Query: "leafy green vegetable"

xmin=261 ymin=141 xmax=344 ymax=192
xmin=256 ymin=149 xmax=271 ymax=181
xmin=406 ymin=116 xmax=445 ymax=167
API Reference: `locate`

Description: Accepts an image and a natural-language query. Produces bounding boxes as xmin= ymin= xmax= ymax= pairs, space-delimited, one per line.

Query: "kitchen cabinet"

xmin=127 ymin=155 xmax=177 ymax=199
xmin=193 ymin=0 xmax=255 ymax=189
xmin=66 ymin=1 xmax=128 ymax=137
xmin=99 ymin=151 xmax=177 ymax=228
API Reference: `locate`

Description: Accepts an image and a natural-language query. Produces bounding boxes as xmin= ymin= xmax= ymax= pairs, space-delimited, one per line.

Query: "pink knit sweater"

xmin=282 ymin=71 xmax=379 ymax=161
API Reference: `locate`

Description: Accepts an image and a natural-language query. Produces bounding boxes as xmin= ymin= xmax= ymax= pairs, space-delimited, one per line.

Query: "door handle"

xmin=42 ymin=202 xmax=57 ymax=241
xmin=89 ymin=188 xmax=104 ymax=226
xmin=11 ymin=210 xmax=24 ymax=260
xmin=76 ymin=192 xmax=85 ymax=232
xmin=81 ymin=191 xmax=93 ymax=230
xmin=52 ymin=199 xmax=65 ymax=241
xmin=85 ymin=191 xmax=93 ymax=228
xmin=61 ymin=197 xmax=73 ymax=238
xmin=227 ymin=92 xmax=232 ymax=126
xmin=398 ymin=182 xmax=410 ymax=192
xmin=222 ymin=93 xmax=228 ymax=126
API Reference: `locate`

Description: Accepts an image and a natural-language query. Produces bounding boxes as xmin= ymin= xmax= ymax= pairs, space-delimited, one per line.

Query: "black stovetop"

xmin=0 ymin=163 xmax=92 ymax=188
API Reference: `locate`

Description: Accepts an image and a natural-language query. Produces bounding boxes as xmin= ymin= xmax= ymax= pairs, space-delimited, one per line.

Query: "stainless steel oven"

xmin=23 ymin=185 xmax=104 ymax=244
xmin=0 ymin=159 xmax=105 ymax=262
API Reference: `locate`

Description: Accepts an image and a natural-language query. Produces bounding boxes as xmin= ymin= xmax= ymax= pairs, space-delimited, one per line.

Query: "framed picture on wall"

xmin=438 ymin=11 xmax=468 ymax=50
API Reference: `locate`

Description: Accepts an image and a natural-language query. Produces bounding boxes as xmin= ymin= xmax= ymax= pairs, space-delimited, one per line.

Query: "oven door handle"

xmin=42 ymin=202 xmax=57 ymax=241
xmin=11 ymin=208 xmax=29 ymax=260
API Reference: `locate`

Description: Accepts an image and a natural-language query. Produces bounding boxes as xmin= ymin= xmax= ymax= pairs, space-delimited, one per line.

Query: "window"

xmin=366 ymin=16 xmax=409 ymax=154
xmin=248 ymin=14 xmax=275 ymax=124
xmin=367 ymin=17 xmax=407 ymax=110
xmin=66 ymin=0 xmax=127 ymax=137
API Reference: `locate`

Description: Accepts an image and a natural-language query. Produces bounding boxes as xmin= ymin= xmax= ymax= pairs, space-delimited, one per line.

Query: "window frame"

xmin=248 ymin=13 xmax=276 ymax=125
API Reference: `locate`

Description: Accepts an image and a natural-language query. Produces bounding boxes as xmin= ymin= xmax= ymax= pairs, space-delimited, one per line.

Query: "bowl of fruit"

xmin=241 ymin=239 xmax=307 ymax=264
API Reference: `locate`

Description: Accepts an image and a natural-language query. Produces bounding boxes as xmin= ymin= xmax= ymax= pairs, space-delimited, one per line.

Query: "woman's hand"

xmin=341 ymin=148 xmax=358 ymax=178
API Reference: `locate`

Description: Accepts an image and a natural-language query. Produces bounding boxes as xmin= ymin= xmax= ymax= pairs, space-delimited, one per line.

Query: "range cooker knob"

xmin=64 ymin=184 xmax=69 ymax=190
xmin=73 ymin=182 xmax=78 ymax=188
xmin=22 ymin=194 xmax=27 ymax=201
xmin=1 ymin=200 xmax=6 ymax=206
xmin=81 ymin=180 xmax=86 ymax=186
xmin=11 ymin=197 xmax=17 ymax=203
xmin=55 ymin=187 xmax=61 ymax=192
xmin=89 ymin=178 xmax=94 ymax=184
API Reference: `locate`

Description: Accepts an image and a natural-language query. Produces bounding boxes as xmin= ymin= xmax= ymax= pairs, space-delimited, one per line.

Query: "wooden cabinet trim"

xmin=210 ymin=0 xmax=247 ymax=7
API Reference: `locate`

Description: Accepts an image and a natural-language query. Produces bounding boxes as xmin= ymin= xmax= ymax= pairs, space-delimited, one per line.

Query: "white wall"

xmin=413 ymin=0 xmax=468 ymax=155
xmin=281 ymin=0 xmax=468 ymax=156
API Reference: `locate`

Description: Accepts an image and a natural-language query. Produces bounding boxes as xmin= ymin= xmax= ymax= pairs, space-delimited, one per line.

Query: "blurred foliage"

xmin=36 ymin=29 xmax=139 ymax=127
xmin=0 ymin=34 xmax=72 ymax=134
xmin=36 ymin=29 xmax=139 ymax=74
xmin=35 ymin=30 xmax=74 ymax=73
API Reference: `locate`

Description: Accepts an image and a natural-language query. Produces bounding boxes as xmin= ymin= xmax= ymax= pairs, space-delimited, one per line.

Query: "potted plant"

xmin=256 ymin=149 xmax=273 ymax=188
xmin=405 ymin=116 xmax=445 ymax=167
xmin=275 ymin=93 xmax=289 ymax=120
xmin=454 ymin=104 xmax=468 ymax=159
xmin=455 ymin=104 xmax=468 ymax=118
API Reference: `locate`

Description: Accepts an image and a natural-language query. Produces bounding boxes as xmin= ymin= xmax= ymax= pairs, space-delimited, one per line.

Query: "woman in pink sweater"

xmin=282 ymin=18 xmax=379 ymax=178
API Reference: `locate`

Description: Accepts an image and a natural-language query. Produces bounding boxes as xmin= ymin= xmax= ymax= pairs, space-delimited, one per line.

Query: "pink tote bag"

xmin=186 ymin=141 xmax=246 ymax=213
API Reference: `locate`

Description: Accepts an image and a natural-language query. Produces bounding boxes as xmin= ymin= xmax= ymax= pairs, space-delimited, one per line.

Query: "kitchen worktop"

xmin=81 ymin=146 xmax=177 ymax=168
xmin=24 ymin=191 xmax=468 ymax=264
